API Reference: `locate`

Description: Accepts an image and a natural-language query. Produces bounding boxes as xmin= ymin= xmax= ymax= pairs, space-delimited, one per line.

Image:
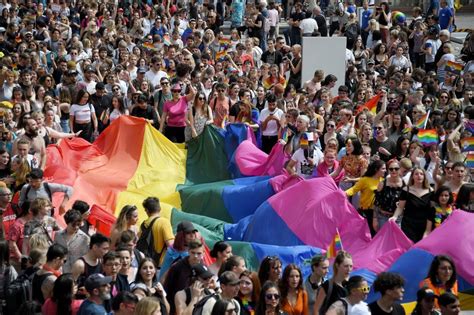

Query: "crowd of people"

xmin=0 ymin=0 xmax=473 ymax=313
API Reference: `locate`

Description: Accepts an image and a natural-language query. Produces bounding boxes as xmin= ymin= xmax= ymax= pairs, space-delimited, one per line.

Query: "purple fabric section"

xmin=352 ymin=221 xmax=413 ymax=273
xmin=235 ymin=140 xmax=289 ymax=176
xmin=414 ymin=210 xmax=474 ymax=284
xmin=267 ymin=177 xmax=372 ymax=252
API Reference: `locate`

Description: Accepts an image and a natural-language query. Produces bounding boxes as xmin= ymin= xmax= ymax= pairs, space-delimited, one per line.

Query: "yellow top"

xmin=345 ymin=176 xmax=382 ymax=210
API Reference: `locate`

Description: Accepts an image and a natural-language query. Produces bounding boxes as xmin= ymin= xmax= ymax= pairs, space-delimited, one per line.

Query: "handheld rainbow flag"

xmin=219 ymin=37 xmax=231 ymax=49
xmin=216 ymin=50 xmax=228 ymax=61
xmin=162 ymin=34 xmax=171 ymax=46
xmin=465 ymin=121 xmax=474 ymax=135
xmin=466 ymin=152 xmax=474 ymax=168
xmin=461 ymin=137 xmax=474 ymax=152
xmin=446 ymin=61 xmax=463 ymax=75
xmin=363 ymin=94 xmax=381 ymax=114
xmin=325 ymin=228 xmax=343 ymax=259
xmin=418 ymin=129 xmax=438 ymax=147
xmin=402 ymin=124 xmax=412 ymax=134
xmin=279 ymin=127 xmax=289 ymax=143
xmin=415 ymin=111 xmax=430 ymax=129
xmin=143 ymin=42 xmax=155 ymax=50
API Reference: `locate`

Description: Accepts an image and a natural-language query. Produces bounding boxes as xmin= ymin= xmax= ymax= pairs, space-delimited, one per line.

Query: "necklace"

xmin=434 ymin=204 xmax=452 ymax=228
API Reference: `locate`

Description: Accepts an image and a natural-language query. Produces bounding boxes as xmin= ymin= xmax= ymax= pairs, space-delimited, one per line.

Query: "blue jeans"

xmin=60 ymin=119 xmax=70 ymax=133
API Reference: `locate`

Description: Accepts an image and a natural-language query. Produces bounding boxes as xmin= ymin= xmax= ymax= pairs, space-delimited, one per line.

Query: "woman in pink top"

xmin=159 ymin=80 xmax=196 ymax=143
xmin=42 ymin=274 xmax=83 ymax=315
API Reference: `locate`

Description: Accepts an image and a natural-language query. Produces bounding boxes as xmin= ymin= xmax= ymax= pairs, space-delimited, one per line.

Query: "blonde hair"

xmin=135 ymin=297 xmax=161 ymax=315
xmin=333 ymin=250 xmax=352 ymax=277
xmin=29 ymin=233 xmax=51 ymax=252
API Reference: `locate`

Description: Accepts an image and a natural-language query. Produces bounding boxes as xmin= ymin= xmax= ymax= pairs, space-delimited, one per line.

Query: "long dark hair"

xmin=258 ymin=256 xmax=282 ymax=285
xmin=0 ymin=240 xmax=9 ymax=267
xmin=210 ymin=299 xmax=234 ymax=315
xmin=279 ymin=264 xmax=303 ymax=300
xmin=255 ymin=281 xmax=283 ymax=315
xmin=210 ymin=241 xmax=231 ymax=258
xmin=426 ymin=255 xmax=457 ymax=289
xmin=455 ymin=183 xmax=474 ymax=210
xmin=52 ymin=273 xmax=75 ymax=315
xmin=112 ymin=96 xmax=126 ymax=114
xmin=74 ymin=89 xmax=90 ymax=104
xmin=363 ymin=160 xmax=385 ymax=178
xmin=135 ymin=257 xmax=158 ymax=284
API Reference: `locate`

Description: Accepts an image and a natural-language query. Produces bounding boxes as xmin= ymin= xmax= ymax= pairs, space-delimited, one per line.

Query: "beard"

xmin=100 ymin=291 xmax=111 ymax=301
xmin=26 ymin=129 xmax=38 ymax=138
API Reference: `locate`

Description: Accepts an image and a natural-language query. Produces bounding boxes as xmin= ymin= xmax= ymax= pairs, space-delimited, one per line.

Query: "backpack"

xmin=136 ymin=217 xmax=163 ymax=265
xmin=192 ymin=293 xmax=220 ymax=315
xmin=3 ymin=269 xmax=36 ymax=313
xmin=19 ymin=183 xmax=53 ymax=216
xmin=344 ymin=23 xmax=359 ymax=42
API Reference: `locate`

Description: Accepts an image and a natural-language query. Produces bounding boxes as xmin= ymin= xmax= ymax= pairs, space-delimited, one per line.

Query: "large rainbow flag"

xmin=45 ymin=117 xmax=474 ymax=310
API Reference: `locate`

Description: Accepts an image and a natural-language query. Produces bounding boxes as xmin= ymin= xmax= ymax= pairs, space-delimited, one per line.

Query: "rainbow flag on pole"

xmin=326 ymin=228 xmax=343 ymax=259
xmin=418 ymin=129 xmax=438 ymax=147
xmin=465 ymin=121 xmax=474 ymax=135
xmin=461 ymin=137 xmax=474 ymax=152
xmin=446 ymin=61 xmax=463 ymax=75
xmin=414 ymin=111 xmax=430 ymax=129
xmin=363 ymin=94 xmax=381 ymax=114
xmin=466 ymin=152 xmax=474 ymax=168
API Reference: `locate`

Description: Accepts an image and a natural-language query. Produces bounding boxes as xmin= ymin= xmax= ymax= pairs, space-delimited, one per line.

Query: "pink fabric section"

xmin=268 ymin=177 xmax=371 ymax=252
xmin=269 ymin=172 xmax=304 ymax=193
xmin=235 ymin=140 xmax=289 ymax=176
xmin=414 ymin=210 xmax=474 ymax=284
xmin=246 ymin=127 xmax=257 ymax=145
xmin=352 ymin=221 xmax=413 ymax=273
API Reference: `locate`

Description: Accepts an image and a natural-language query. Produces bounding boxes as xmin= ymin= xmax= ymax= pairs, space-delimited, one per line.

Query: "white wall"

xmin=302 ymin=37 xmax=347 ymax=95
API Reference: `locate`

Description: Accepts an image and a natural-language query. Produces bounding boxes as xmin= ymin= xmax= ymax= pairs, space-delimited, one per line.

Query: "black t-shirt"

xmin=261 ymin=49 xmax=283 ymax=65
xmin=291 ymin=11 xmax=306 ymax=22
xmin=131 ymin=105 xmax=159 ymax=128
xmin=315 ymin=15 xmax=328 ymax=36
xmin=229 ymin=103 xmax=241 ymax=119
xmin=249 ymin=14 xmax=264 ymax=38
xmin=369 ymin=301 xmax=406 ymax=315
xmin=320 ymin=280 xmax=348 ymax=314
xmin=369 ymin=137 xmax=396 ymax=162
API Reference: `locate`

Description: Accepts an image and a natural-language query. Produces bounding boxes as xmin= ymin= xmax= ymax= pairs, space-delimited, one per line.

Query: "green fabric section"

xmin=178 ymin=181 xmax=234 ymax=223
xmin=228 ymin=241 xmax=260 ymax=271
xmin=171 ymin=208 xmax=225 ymax=245
xmin=185 ymin=125 xmax=231 ymax=185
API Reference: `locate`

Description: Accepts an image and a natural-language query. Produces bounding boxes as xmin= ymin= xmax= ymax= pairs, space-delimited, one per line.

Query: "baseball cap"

xmin=417 ymin=288 xmax=438 ymax=301
xmin=219 ymin=271 xmax=240 ymax=286
xmin=367 ymin=59 xmax=375 ymax=65
xmin=192 ymin=264 xmax=214 ymax=279
xmin=177 ymin=221 xmax=197 ymax=233
xmin=67 ymin=69 xmax=78 ymax=75
xmin=85 ymin=273 xmax=113 ymax=292
xmin=138 ymin=66 xmax=147 ymax=73
xmin=0 ymin=27 xmax=6 ymax=33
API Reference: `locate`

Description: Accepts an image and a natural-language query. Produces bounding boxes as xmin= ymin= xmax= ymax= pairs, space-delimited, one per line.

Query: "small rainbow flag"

xmin=280 ymin=128 xmax=289 ymax=143
xmin=464 ymin=121 xmax=474 ymax=135
xmin=363 ymin=94 xmax=381 ymax=114
xmin=402 ymin=124 xmax=412 ymax=134
xmin=326 ymin=228 xmax=343 ymax=259
xmin=418 ymin=129 xmax=438 ymax=147
xmin=446 ymin=60 xmax=463 ymax=75
xmin=219 ymin=37 xmax=231 ymax=48
xmin=216 ymin=50 xmax=227 ymax=61
xmin=162 ymin=34 xmax=171 ymax=46
xmin=143 ymin=42 xmax=155 ymax=50
xmin=415 ymin=111 xmax=430 ymax=129
xmin=461 ymin=137 xmax=474 ymax=152
xmin=466 ymin=152 xmax=474 ymax=168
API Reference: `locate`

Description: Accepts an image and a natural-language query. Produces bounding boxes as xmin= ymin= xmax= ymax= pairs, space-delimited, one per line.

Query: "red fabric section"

xmin=44 ymin=116 xmax=147 ymax=228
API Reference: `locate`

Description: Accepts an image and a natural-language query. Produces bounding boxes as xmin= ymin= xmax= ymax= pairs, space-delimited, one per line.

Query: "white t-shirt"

xmin=300 ymin=18 xmax=318 ymax=34
xmin=259 ymin=108 xmax=284 ymax=136
xmin=145 ymin=70 xmax=169 ymax=89
xmin=70 ymin=103 xmax=95 ymax=122
xmin=291 ymin=147 xmax=323 ymax=178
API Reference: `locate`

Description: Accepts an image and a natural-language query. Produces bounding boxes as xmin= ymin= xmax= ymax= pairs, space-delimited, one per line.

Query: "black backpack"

xmin=192 ymin=293 xmax=220 ymax=315
xmin=3 ymin=269 xmax=36 ymax=313
xmin=136 ymin=217 xmax=163 ymax=265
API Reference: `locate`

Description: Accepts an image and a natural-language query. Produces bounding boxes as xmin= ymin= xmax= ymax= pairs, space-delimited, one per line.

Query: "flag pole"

xmin=423 ymin=110 xmax=430 ymax=129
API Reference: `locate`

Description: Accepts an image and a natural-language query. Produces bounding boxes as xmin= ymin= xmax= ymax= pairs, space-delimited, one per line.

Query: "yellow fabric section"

xmin=116 ymin=123 xmax=186 ymax=222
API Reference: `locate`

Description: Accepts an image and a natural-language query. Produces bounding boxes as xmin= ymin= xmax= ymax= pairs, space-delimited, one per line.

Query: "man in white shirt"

xmin=259 ymin=93 xmax=284 ymax=153
xmin=145 ymin=56 xmax=169 ymax=89
xmin=300 ymin=11 xmax=318 ymax=36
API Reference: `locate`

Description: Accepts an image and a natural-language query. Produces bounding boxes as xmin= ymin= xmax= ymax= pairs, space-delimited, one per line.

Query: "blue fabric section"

xmin=224 ymin=215 xmax=253 ymax=242
xmin=242 ymin=201 xmax=305 ymax=246
xmin=223 ymin=178 xmax=275 ymax=222
xmin=232 ymin=176 xmax=271 ymax=185
xmin=224 ymin=124 xmax=250 ymax=178
xmin=386 ymin=248 xmax=435 ymax=303
xmin=251 ymin=243 xmax=323 ymax=278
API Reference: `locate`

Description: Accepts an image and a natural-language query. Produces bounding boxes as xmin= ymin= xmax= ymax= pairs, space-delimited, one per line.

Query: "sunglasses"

xmin=326 ymin=124 xmax=335 ymax=128
xmin=265 ymin=293 xmax=280 ymax=300
xmin=217 ymin=89 xmax=225 ymax=92
xmin=374 ymin=127 xmax=383 ymax=130
xmin=389 ymin=167 xmax=400 ymax=171
xmin=161 ymin=82 xmax=169 ymax=85
xmin=358 ymin=286 xmax=370 ymax=293
xmin=198 ymin=97 xmax=205 ymax=100
xmin=172 ymin=90 xmax=181 ymax=93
